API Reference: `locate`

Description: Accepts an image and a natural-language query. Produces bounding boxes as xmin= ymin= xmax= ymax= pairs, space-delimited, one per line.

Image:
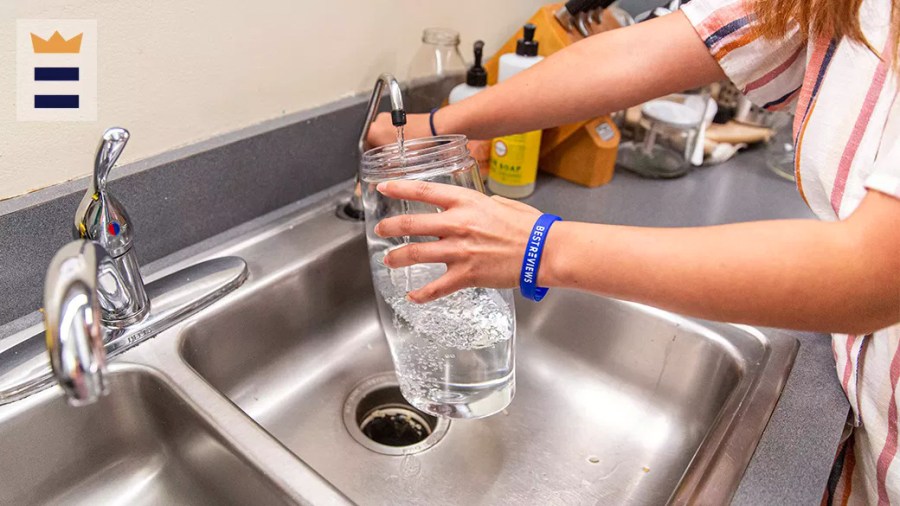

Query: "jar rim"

xmin=422 ymin=27 xmax=460 ymax=46
xmin=360 ymin=135 xmax=470 ymax=180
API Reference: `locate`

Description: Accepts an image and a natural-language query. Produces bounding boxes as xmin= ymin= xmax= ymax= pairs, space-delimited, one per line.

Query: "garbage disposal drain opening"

xmin=343 ymin=373 xmax=450 ymax=455
xmin=360 ymin=405 xmax=432 ymax=446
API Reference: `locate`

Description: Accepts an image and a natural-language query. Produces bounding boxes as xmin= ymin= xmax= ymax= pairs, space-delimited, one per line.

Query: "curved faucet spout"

xmin=340 ymin=73 xmax=408 ymax=222
xmin=44 ymin=241 xmax=110 ymax=406
xmin=358 ymin=73 xmax=406 ymax=156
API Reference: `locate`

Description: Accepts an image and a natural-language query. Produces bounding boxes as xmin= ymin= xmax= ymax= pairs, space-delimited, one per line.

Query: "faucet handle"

xmin=44 ymin=241 xmax=109 ymax=406
xmin=75 ymin=127 xmax=134 ymax=258
xmin=93 ymin=127 xmax=129 ymax=192
xmin=74 ymin=127 xmax=150 ymax=325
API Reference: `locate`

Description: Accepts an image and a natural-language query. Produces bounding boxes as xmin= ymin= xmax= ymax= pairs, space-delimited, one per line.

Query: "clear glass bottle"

xmin=360 ymin=135 xmax=516 ymax=419
xmin=405 ymin=28 xmax=467 ymax=112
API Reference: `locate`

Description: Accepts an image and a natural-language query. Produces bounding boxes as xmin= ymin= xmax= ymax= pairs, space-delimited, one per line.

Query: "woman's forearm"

xmin=541 ymin=215 xmax=899 ymax=334
xmin=375 ymin=183 xmax=899 ymax=335
xmin=438 ymin=11 xmax=725 ymax=140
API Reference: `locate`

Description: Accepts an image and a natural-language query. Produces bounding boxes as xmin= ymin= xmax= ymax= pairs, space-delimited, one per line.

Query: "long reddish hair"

xmin=754 ymin=0 xmax=898 ymax=57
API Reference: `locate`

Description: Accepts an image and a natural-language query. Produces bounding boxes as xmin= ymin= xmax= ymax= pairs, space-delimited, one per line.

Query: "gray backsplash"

xmin=0 ymin=97 xmax=370 ymax=326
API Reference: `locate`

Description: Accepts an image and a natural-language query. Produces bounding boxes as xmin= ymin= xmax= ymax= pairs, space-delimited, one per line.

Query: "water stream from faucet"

xmin=396 ymin=126 xmax=411 ymax=293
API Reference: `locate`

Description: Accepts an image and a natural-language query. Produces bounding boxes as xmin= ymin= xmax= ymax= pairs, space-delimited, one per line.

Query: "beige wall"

xmin=0 ymin=0 xmax=546 ymax=201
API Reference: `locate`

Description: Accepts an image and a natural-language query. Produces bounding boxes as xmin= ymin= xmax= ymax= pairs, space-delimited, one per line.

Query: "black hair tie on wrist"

xmin=429 ymin=107 xmax=439 ymax=136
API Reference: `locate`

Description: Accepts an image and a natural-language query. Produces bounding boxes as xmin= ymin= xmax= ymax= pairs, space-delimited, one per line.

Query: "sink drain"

xmin=343 ymin=373 xmax=449 ymax=455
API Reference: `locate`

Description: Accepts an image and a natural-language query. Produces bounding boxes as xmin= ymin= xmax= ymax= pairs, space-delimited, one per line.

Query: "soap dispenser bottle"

xmin=489 ymin=24 xmax=544 ymax=199
xmin=449 ymin=40 xmax=489 ymax=104
xmin=450 ymin=41 xmax=492 ymax=180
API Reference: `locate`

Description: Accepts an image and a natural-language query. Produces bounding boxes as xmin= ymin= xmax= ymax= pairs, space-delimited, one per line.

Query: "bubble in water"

xmin=373 ymin=255 xmax=513 ymax=350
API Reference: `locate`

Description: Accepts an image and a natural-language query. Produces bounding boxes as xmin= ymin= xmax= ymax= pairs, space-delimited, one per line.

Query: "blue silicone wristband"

xmin=520 ymin=214 xmax=562 ymax=302
xmin=429 ymin=107 xmax=439 ymax=136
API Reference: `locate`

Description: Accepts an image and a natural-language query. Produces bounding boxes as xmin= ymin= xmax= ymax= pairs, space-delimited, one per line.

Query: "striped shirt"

xmin=682 ymin=1 xmax=900 ymax=504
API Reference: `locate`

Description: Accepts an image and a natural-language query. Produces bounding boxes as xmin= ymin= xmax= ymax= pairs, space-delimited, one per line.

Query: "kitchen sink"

xmin=0 ymin=367 xmax=293 ymax=506
xmin=0 ymin=191 xmax=797 ymax=505
xmin=179 ymin=203 xmax=799 ymax=505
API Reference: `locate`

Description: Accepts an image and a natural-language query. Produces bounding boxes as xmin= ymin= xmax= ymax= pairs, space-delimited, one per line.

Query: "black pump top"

xmin=516 ymin=24 xmax=539 ymax=57
xmin=466 ymin=40 xmax=488 ymax=87
xmin=565 ymin=0 xmax=595 ymax=14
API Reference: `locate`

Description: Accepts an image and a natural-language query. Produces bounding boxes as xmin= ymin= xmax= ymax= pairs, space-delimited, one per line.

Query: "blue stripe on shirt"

xmin=762 ymin=85 xmax=801 ymax=109
xmin=705 ymin=17 xmax=750 ymax=48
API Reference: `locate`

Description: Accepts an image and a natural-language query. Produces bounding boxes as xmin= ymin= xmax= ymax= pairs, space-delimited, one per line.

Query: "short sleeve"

xmin=681 ymin=0 xmax=808 ymax=110
xmin=867 ymin=93 xmax=900 ymax=200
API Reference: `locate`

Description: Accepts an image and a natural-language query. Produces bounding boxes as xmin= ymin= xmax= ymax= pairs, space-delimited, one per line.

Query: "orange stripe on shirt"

xmin=713 ymin=25 xmax=760 ymax=60
xmin=840 ymin=440 xmax=857 ymax=506
xmin=794 ymin=96 xmax=820 ymax=206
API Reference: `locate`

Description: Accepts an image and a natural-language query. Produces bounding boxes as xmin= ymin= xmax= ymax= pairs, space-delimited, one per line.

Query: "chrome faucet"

xmin=43 ymin=241 xmax=110 ymax=406
xmin=38 ymin=127 xmax=249 ymax=407
xmin=338 ymin=73 xmax=407 ymax=221
xmin=74 ymin=127 xmax=150 ymax=326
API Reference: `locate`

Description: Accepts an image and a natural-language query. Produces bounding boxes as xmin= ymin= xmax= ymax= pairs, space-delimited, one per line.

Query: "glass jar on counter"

xmin=405 ymin=28 xmax=467 ymax=112
xmin=765 ymin=112 xmax=796 ymax=181
xmin=618 ymin=90 xmax=710 ymax=178
xmin=360 ymin=135 xmax=516 ymax=419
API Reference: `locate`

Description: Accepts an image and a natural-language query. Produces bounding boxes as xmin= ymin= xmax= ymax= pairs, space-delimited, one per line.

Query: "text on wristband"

xmin=522 ymin=225 xmax=547 ymax=285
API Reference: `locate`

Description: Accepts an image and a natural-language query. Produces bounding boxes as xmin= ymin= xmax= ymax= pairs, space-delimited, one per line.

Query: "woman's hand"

xmin=367 ymin=112 xmax=434 ymax=147
xmin=374 ymin=180 xmax=542 ymax=303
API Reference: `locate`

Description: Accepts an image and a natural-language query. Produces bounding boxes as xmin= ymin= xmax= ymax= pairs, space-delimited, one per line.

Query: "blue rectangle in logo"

xmin=34 ymin=67 xmax=80 ymax=81
xmin=35 ymin=95 xmax=79 ymax=108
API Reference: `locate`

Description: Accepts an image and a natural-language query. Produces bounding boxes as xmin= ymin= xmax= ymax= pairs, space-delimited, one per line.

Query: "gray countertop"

xmin=523 ymin=148 xmax=850 ymax=505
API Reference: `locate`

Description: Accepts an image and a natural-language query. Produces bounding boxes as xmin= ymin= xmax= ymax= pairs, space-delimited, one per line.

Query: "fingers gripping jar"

xmin=360 ymin=135 xmax=516 ymax=419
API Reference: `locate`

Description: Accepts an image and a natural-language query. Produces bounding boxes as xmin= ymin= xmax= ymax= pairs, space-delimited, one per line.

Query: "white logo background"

xmin=16 ymin=19 xmax=97 ymax=122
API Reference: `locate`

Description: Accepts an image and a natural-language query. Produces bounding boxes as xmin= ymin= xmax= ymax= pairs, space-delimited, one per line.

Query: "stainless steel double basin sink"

xmin=0 ymin=192 xmax=797 ymax=505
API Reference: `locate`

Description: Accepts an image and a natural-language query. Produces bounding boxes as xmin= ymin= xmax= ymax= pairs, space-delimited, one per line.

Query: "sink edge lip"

xmin=671 ymin=324 xmax=799 ymax=505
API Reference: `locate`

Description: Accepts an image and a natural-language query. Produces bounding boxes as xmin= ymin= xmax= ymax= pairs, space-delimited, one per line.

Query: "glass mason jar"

xmin=405 ymin=28 xmax=467 ymax=112
xmin=360 ymin=135 xmax=516 ymax=419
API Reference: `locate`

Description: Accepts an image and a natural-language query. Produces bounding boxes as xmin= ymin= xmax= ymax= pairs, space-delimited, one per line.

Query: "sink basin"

xmin=0 ymin=367 xmax=292 ymax=505
xmin=180 ymin=209 xmax=798 ymax=505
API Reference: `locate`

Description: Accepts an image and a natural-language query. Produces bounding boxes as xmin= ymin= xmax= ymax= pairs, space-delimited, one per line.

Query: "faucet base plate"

xmin=0 ymin=256 xmax=248 ymax=406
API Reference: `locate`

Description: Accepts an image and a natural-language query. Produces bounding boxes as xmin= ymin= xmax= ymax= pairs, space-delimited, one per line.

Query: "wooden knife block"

xmin=483 ymin=3 xmax=623 ymax=188
xmin=540 ymin=116 xmax=620 ymax=187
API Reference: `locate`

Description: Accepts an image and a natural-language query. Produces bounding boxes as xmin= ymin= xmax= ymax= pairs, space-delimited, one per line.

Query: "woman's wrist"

xmin=535 ymin=221 xmax=573 ymax=288
xmin=434 ymin=104 xmax=469 ymax=139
